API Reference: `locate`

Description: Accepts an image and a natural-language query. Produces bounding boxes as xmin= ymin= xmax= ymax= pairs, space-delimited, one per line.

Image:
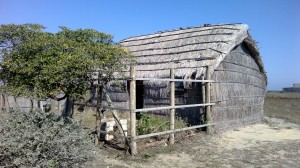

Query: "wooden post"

xmin=205 ymin=66 xmax=212 ymax=133
xmin=130 ymin=66 xmax=137 ymax=155
xmin=169 ymin=68 xmax=175 ymax=145
xmin=201 ymin=75 xmax=206 ymax=125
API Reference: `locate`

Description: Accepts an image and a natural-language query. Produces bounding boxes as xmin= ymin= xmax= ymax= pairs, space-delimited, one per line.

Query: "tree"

xmin=0 ymin=24 xmax=132 ymax=115
xmin=0 ymin=24 xmax=45 ymax=112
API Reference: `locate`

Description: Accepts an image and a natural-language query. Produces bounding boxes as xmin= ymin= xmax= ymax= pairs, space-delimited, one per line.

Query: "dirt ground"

xmin=87 ymin=116 xmax=300 ymax=168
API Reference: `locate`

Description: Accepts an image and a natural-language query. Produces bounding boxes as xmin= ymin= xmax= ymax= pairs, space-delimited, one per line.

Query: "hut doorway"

xmin=126 ymin=80 xmax=144 ymax=109
xmin=136 ymin=80 xmax=144 ymax=119
xmin=136 ymin=80 xmax=144 ymax=109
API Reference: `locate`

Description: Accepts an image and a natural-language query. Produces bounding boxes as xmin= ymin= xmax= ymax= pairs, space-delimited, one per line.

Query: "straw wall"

xmin=104 ymin=81 xmax=129 ymax=109
xmin=211 ymin=43 xmax=267 ymax=131
xmin=0 ymin=95 xmax=65 ymax=113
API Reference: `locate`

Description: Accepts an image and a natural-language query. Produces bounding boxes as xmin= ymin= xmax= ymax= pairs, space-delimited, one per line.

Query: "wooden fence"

xmin=125 ymin=66 xmax=215 ymax=155
xmin=0 ymin=65 xmax=215 ymax=155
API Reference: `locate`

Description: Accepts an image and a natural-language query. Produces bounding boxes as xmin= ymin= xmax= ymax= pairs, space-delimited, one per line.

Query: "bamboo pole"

xmin=73 ymin=102 xmax=215 ymax=112
xmin=135 ymin=78 xmax=214 ymax=83
xmin=135 ymin=123 xmax=215 ymax=140
xmin=169 ymin=68 xmax=175 ymax=145
xmin=206 ymin=66 xmax=212 ymax=133
xmin=129 ymin=66 xmax=137 ymax=155
xmin=73 ymin=102 xmax=130 ymax=111
xmin=201 ymin=75 xmax=206 ymax=124
xmin=135 ymin=103 xmax=215 ymax=112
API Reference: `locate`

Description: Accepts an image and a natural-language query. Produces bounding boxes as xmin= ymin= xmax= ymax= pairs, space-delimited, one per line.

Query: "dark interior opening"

xmin=136 ymin=80 xmax=144 ymax=119
xmin=174 ymin=74 xmax=205 ymax=127
xmin=136 ymin=80 xmax=144 ymax=109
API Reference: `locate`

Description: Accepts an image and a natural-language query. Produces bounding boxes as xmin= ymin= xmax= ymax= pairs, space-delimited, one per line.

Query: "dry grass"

xmin=73 ymin=106 xmax=98 ymax=129
xmin=73 ymin=105 xmax=130 ymax=129
xmin=266 ymin=91 xmax=300 ymax=99
xmin=87 ymin=117 xmax=300 ymax=168
xmin=264 ymin=91 xmax=300 ymax=124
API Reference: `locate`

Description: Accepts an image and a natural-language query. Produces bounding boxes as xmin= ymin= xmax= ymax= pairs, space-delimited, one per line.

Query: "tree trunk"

xmin=62 ymin=96 xmax=74 ymax=118
xmin=5 ymin=95 xmax=10 ymax=112
xmin=38 ymin=100 xmax=43 ymax=111
xmin=30 ymin=98 xmax=34 ymax=112
xmin=95 ymin=85 xmax=103 ymax=145
xmin=13 ymin=96 xmax=20 ymax=112
xmin=0 ymin=94 xmax=5 ymax=112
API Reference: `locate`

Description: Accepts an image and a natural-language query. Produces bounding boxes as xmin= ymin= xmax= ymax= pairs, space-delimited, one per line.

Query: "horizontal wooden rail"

xmin=135 ymin=78 xmax=214 ymax=83
xmin=98 ymin=130 xmax=128 ymax=138
xmin=74 ymin=103 xmax=215 ymax=113
xmin=135 ymin=123 xmax=215 ymax=140
xmin=74 ymin=103 xmax=130 ymax=111
xmin=134 ymin=103 xmax=215 ymax=113
xmin=102 ymin=107 xmax=130 ymax=111
xmin=110 ymin=77 xmax=214 ymax=83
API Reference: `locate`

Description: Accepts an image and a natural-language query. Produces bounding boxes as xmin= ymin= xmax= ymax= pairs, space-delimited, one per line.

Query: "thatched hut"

xmin=107 ymin=23 xmax=267 ymax=131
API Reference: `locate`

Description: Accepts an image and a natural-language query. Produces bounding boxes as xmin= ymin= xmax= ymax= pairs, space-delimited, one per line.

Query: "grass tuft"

xmin=137 ymin=114 xmax=187 ymax=135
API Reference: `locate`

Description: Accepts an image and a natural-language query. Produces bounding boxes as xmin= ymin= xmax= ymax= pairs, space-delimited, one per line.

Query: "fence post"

xmin=130 ymin=66 xmax=137 ymax=155
xmin=169 ymin=68 xmax=175 ymax=145
xmin=205 ymin=66 xmax=212 ymax=133
xmin=201 ymin=75 xmax=206 ymax=125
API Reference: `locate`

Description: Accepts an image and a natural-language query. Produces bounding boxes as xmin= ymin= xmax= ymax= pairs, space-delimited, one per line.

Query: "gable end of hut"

xmin=210 ymin=41 xmax=267 ymax=131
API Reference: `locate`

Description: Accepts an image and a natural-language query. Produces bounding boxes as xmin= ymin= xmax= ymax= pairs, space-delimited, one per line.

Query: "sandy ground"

xmin=220 ymin=118 xmax=300 ymax=150
xmin=88 ymin=117 xmax=300 ymax=168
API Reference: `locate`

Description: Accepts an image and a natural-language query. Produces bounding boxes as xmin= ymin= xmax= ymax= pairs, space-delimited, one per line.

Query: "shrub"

xmin=0 ymin=111 xmax=95 ymax=167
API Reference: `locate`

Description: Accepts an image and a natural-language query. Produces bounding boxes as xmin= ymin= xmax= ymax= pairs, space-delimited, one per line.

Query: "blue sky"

xmin=0 ymin=0 xmax=299 ymax=90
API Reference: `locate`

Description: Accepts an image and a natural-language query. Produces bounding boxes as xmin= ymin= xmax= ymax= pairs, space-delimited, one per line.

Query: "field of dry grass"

xmin=264 ymin=91 xmax=300 ymax=124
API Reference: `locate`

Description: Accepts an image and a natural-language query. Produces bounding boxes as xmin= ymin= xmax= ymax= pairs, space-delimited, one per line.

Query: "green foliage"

xmin=143 ymin=152 xmax=153 ymax=158
xmin=0 ymin=24 xmax=45 ymax=95
xmin=137 ymin=114 xmax=187 ymax=135
xmin=0 ymin=111 xmax=95 ymax=167
xmin=0 ymin=24 xmax=133 ymax=102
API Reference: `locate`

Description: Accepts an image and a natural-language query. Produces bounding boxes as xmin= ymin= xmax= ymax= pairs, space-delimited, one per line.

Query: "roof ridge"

xmin=120 ymin=23 xmax=245 ymax=43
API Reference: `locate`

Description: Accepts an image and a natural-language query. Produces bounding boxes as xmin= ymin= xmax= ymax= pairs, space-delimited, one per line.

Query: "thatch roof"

xmin=120 ymin=23 xmax=265 ymax=79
